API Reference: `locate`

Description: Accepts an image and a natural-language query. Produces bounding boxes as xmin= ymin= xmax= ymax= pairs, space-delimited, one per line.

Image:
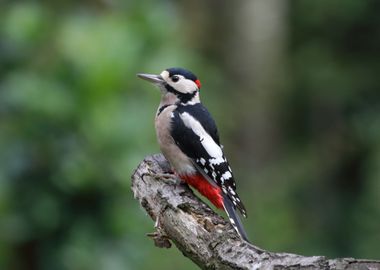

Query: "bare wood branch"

xmin=131 ymin=154 xmax=380 ymax=270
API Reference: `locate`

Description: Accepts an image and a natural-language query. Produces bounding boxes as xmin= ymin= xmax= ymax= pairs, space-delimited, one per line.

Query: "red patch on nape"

xmin=194 ymin=79 xmax=201 ymax=89
xmin=180 ymin=174 xmax=223 ymax=209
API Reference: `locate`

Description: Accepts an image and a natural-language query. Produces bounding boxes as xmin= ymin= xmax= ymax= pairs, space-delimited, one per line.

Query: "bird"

xmin=137 ymin=67 xmax=249 ymax=241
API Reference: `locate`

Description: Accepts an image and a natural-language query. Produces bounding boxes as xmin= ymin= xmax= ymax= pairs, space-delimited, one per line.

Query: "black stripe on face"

xmin=165 ymin=84 xmax=197 ymax=103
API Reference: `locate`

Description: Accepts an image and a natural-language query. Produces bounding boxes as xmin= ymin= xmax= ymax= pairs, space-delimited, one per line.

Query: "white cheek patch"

xmin=166 ymin=76 xmax=198 ymax=94
xmin=176 ymin=79 xmax=197 ymax=94
xmin=180 ymin=112 xmax=223 ymax=160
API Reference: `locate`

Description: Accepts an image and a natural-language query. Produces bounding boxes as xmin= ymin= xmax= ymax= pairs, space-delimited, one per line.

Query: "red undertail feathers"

xmin=180 ymin=174 xmax=223 ymax=209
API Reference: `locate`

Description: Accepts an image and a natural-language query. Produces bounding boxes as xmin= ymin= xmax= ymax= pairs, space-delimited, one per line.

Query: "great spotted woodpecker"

xmin=137 ymin=67 xmax=249 ymax=241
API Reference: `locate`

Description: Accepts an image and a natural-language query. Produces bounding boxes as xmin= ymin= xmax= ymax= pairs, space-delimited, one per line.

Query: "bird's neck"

xmin=159 ymin=91 xmax=200 ymax=107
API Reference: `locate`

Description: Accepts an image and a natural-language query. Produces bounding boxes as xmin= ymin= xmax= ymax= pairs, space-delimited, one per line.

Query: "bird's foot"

xmin=155 ymin=172 xmax=181 ymax=185
xmin=142 ymin=170 xmax=180 ymax=185
xmin=147 ymin=215 xmax=172 ymax=248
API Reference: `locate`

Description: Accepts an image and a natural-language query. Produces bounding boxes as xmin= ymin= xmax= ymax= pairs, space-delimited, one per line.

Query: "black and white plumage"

xmin=137 ymin=67 xmax=249 ymax=241
xmin=171 ymin=103 xmax=247 ymax=216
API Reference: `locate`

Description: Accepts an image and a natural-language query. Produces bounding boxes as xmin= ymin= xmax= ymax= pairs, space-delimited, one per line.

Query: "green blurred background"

xmin=1 ymin=0 xmax=379 ymax=269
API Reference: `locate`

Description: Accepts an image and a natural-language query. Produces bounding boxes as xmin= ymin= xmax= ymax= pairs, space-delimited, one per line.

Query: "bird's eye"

xmin=171 ymin=75 xmax=180 ymax=82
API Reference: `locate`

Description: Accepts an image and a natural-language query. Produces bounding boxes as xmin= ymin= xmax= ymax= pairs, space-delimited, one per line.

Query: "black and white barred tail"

xmin=222 ymin=193 xmax=249 ymax=242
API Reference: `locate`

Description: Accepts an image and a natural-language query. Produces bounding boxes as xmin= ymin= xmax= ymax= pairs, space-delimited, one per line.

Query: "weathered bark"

xmin=131 ymin=154 xmax=380 ymax=270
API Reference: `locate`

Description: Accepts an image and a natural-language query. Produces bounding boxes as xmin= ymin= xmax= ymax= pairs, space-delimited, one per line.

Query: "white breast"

xmin=155 ymin=105 xmax=196 ymax=175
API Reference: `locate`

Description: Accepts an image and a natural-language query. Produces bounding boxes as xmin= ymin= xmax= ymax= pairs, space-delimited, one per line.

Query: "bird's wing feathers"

xmin=171 ymin=104 xmax=246 ymax=217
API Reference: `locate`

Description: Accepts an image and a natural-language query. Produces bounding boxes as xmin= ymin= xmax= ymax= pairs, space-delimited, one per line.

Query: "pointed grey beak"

xmin=137 ymin=73 xmax=164 ymax=84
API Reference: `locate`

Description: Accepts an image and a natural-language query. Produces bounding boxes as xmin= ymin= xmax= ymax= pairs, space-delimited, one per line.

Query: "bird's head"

xmin=137 ymin=67 xmax=201 ymax=103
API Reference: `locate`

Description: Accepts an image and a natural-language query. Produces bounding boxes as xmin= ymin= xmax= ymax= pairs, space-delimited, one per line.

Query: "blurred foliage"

xmin=0 ymin=0 xmax=379 ymax=269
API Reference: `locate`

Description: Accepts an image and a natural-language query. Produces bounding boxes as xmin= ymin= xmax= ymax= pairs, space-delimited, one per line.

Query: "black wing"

xmin=170 ymin=103 xmax=246 ymax=217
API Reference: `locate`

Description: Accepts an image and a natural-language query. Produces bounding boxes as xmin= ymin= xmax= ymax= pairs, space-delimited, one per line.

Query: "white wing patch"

xmin=200 ymin=158 xmax=206 ymax=165
xmin=210 ymin=157 xmax=225 ymax=165
xmin=222 ymin=171 xmax=232 ymax=180
xmin=180 ymin=112 xmax=223 ymax=159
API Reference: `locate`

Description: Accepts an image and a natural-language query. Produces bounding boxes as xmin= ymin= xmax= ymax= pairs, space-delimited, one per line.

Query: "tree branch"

xmin=131 ymin=154 xmax=380 ymax=270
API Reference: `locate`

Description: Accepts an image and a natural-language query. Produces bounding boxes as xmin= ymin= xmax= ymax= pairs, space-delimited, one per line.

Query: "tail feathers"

xmin=224 ymin=185 xmax=247 ymax=218
xmin=222 ymin=193 xmax=249 ymax=242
